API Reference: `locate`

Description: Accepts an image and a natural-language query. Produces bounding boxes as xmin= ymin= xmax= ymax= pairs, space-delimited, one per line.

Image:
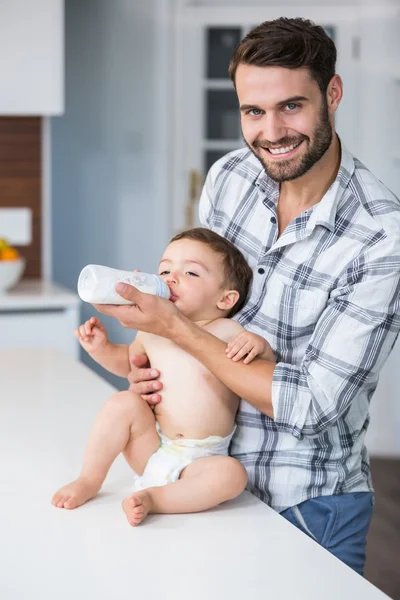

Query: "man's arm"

xmin=95 ymin=231 xmax=400 ymax=436
xmin=174 ymin=317 xmax=277 ymax=417
xmin=94 ymin=290 xmax=276 ymax=417
xmin=269 ymin=238 xmax=400 ymax=439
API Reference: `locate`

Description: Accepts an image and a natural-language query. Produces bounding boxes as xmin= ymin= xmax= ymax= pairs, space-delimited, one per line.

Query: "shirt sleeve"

xmin=271 ymin=234 xmax=400 ymax=439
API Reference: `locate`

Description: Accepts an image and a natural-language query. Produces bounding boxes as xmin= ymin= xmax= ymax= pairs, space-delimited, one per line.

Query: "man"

xmin=95 ymin=18 xmax=400 ymax=575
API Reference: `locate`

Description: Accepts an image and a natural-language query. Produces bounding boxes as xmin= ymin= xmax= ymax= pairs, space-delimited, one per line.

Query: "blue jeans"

xmin=280 ymin=492 xmax=375 ymax=576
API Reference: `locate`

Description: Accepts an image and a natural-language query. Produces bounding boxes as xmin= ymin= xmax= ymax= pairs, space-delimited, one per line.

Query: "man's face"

xmin=158 ymin=239 xmax=230 ymax=321
xmin=236 ymin=64 xmax=334 ymax=182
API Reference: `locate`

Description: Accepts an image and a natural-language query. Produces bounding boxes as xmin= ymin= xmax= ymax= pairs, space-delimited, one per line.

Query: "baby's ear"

xmin=217 ymin=289 xmax=240 ymax=312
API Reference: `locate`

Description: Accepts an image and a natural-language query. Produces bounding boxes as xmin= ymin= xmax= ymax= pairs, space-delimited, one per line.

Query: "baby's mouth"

xmin=169 ymin=292 xmax=179 ymax=303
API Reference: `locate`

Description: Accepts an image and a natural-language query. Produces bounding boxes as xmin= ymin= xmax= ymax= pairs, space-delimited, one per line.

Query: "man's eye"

xmin=159 ymin=270 xmax=169 ymax=276
xmin=186 ymin=271 xmax=199 ymax=277
xmin=248 ymin=108 xmax=262 ymax=116
xmin=285 ymin=103 xmax=299 ymax=111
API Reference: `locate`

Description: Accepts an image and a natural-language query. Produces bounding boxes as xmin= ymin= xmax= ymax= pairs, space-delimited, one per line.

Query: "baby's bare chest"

xmin=141 ymin=334 xmax=234 ymax=401
xmin=143 ymin=334 xmax=212 ymax=384
xmin=140 ymin=333 xmax=238 ymax=437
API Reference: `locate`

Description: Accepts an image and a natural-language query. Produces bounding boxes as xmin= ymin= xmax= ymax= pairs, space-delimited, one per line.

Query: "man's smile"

xmin=260 ymin=139 xmax=304 ymax=159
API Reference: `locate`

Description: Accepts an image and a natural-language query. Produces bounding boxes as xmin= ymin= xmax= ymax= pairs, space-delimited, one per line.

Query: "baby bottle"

xmin=77 ymin=264 xmax=171 ymax=304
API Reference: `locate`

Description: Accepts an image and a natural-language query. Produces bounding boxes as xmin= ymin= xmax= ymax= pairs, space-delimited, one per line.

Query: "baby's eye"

xmin=186 ymin=271 xmax=199 ymax=277
xmin=159 ymin=270 xmax=169 ymax=276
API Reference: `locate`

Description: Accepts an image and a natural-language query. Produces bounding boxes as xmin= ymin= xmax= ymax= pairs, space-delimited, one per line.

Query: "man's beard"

xmin=245 ymin=101 xmax=333 ymax=183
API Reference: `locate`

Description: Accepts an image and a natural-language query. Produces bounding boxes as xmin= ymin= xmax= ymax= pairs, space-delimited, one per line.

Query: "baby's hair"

xmin=170 ymin=227 xmax=253 ymax=317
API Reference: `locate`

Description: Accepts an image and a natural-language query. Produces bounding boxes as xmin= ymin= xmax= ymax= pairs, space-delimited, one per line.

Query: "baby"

xmin=52 ymin=228 xmax=272 ymax=525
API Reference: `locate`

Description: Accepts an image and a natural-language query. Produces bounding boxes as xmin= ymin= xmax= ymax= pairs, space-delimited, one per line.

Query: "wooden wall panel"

xmin=0 ymin=117 xmax=42 ymax=278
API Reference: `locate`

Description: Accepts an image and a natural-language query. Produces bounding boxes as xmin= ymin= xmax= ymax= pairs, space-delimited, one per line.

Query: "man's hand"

xmin=93 ymin=282 xmax=181 ymax=337
xmin=128 ymin=354 xmax=163 ymax=407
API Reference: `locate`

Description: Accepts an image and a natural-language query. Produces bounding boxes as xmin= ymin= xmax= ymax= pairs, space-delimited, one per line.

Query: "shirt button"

xmin=270 ymin=216 xmax=277 ymax=224
xmin=258 ymin=267 xmax=265 ymax=274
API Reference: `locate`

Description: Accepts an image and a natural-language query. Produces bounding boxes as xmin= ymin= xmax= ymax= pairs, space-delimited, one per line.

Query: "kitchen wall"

xmin=51 ymin=0 xmax=170 ymax=388
xmin=0 ymin=0 xmax=63 ymax=278
xmin=0 ymin=118 xmax=42 ymax=277
xmin=358 ymin=8 xmax=400 ymax=198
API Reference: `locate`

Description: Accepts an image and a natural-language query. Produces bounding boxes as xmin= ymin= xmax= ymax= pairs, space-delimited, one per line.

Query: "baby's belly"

xmin=154 ymin=390 xmax=237 ymax=440
xmin=144 ymin=339 xmax=238 ymax=440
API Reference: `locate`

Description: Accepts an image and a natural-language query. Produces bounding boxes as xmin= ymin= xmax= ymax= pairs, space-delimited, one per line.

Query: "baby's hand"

xmin=74 ymin=317 xmax=108 ymax=354
xmin=225 ymin=331 xmax=268 ymax=364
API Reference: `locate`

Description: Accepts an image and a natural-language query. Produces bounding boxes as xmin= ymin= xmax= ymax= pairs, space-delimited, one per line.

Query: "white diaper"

xmin=132 ymin=423 xmax=236 ymax=492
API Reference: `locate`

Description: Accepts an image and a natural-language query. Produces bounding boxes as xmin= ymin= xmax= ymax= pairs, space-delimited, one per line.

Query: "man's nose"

xmin=260 ymin=112 xmax=287 ymax=144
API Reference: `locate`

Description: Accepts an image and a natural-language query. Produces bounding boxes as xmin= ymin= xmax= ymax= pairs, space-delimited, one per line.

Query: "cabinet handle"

xmin=185 ymin=169 xmax=203 ymax=229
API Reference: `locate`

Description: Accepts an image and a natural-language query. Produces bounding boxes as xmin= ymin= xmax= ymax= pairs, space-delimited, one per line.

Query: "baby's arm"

xmin=75 ymin=317 xmax=130 ymax=377
xmin=221 ymin=322 xmax=276 ymax=365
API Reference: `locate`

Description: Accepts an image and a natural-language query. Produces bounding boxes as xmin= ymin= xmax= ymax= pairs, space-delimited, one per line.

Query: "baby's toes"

xmin=128 ymin=496 xmax=137 ymax=510
xmin=127 ymin=509 xmax=141 ymax=526
xmin=52 ymin=492 xmax=66 ymax=507
xmin=122 ymin=496 xmax=135 ymax=525
xmin=51 ymin=492 xmax=61 ymax=506
xmin=128 ymin=494 xmax=143 ymax=508
xmin=131 ymin=514 xmax=144 ymax=526
xmin=133 ymin=506 xmax=144 ymax=518
xmin=63 ymin=496 xmax=78 ymax=509
xmin=58 ymin=494 xmax=72 ymax=508
xmin=54 ymin=497 xmax=66 ymax=508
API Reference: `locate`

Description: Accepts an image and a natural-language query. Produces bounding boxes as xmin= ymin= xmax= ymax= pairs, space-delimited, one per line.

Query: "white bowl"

xmin=0 ymin=258 xmax=26 ymax=294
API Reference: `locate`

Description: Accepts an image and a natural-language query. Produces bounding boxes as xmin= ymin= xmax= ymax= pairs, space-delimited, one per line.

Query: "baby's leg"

xmin=122 ymin=456 xmax=247 ymax=526
xmin=52 ymin=390 xmax=160 ymax=509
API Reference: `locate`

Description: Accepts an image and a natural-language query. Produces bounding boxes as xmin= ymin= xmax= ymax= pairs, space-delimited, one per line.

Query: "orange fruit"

xmin=1 ymin=247 xmax=20 ymax=260
xmin=0 ymin=238 xmax=10 ymax=252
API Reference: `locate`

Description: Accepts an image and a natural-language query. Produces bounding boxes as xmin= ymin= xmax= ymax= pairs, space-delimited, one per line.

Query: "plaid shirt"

xmin=199 ymin=143 xmax=400 ymax=512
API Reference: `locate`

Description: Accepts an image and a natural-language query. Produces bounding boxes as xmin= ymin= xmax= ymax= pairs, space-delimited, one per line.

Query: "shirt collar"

xmin=253 ymin=140 xmax=356 ymax=232
xmin=307 ymin=142 xmax=355 ymax=232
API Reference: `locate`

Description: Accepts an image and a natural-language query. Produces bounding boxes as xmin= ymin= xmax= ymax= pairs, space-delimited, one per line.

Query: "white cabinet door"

xmin=0 ymin=308 xmax=79 ymax=358
xmin=171 ymin=4 xmax=361 ymax=234
xmin=0 ymin=0 xmax=64 ymax=115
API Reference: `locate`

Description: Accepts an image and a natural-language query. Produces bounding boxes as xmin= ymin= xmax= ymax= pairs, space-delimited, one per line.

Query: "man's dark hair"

xmin=229 ymin=17 xmax=337 ymax=95
xmin=170 ymin=227 xmax=253 ymax=317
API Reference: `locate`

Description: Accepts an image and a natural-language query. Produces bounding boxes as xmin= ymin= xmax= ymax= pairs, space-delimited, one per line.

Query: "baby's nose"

xmin=165 ymin=272 xmax=178 ymax=283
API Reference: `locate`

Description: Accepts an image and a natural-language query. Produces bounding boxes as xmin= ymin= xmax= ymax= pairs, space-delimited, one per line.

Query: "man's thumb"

xmin=130 ymin=354 xmax=149 ymax=368
xmin=115 ymin=282 xmax=141 ymax=302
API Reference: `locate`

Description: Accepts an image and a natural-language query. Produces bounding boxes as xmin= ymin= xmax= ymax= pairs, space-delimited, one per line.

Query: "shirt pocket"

xmin=267 ymin=274 xmax=329 ymax=330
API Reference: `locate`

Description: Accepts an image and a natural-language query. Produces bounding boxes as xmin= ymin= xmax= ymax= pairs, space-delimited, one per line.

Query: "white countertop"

xmin=0 ymin=278 xmax=80 ymax=310
xmin=0 ymin=348 xmax=389 ymax=600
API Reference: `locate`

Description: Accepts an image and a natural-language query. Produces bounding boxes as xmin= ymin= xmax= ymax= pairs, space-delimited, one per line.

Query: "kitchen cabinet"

xmin=0 ymin=279 xmax=80 ymax=358
xmin=0 ymin=0 xmax=64 ymax=115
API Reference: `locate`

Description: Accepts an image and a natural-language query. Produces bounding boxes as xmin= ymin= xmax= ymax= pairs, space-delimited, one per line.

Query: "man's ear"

xmin=326 ymin=74 xmax=343 ymax=114
xmin=217 ymin=289 xmax=240 ymax=312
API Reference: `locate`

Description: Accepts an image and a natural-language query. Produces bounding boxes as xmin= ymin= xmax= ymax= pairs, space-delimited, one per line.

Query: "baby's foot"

xmin=52 ymin=477 xmax=101 ymax=509
xmin=122 ymin=491 xmax=153 ymax=526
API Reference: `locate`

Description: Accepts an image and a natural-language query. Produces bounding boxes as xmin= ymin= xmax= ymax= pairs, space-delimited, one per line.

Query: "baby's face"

xmin=158 ymin=239 xmax=228 ymax=321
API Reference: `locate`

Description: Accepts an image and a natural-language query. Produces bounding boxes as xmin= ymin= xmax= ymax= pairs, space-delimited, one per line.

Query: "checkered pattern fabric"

xmin=199 ymin=143 xmax=400 ymax=511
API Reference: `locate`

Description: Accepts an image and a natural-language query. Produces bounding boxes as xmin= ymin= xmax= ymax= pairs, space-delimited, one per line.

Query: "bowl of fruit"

xmin=0 ymin=238 xmax=25 ymax=293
